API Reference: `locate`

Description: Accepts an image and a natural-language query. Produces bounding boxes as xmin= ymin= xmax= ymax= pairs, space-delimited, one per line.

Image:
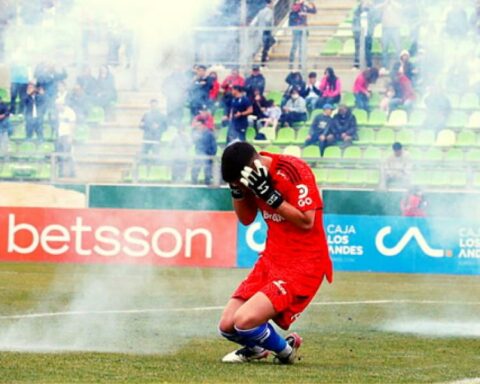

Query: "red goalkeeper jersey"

xmin=255 ymin=152 xmax=332 ymax=282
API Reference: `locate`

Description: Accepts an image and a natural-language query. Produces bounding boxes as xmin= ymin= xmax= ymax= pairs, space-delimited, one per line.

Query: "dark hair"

xmin=325 ymin=67 xmax=338 ymax=90
xmin=308 ymin=71 xmax=317 ymax=78
xmin=232 ymin=85 xmax=244 ymax=92
xmin=392 ymin=142 xmax=403 ymax=151
xmin=364 ymin=67 xmax=379 ymax=84
xmin=266 ymin=99 xmax=275 ymax=107
xmin=197 ymin=65 xmax=207 ymax=71
xmin=221 ymin=142 xmax=257 ymax=183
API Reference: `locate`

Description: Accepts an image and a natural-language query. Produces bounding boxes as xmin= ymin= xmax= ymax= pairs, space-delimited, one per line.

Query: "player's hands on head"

xmin=229 ymin=183 xmax=245 ymax=199
xmin=240 ymin=159 xmax=284 ymax=209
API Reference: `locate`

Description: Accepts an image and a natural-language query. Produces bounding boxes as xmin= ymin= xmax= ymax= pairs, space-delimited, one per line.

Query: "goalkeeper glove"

xmin=229 ymin=184 xmax=244 ymax=200
xmin=240 ymin=159 xmax=284 ymax=209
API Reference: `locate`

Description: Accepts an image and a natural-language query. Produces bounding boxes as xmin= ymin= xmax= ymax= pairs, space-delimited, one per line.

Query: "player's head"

xmin=221 ymin=142 xmax=258 ymax=183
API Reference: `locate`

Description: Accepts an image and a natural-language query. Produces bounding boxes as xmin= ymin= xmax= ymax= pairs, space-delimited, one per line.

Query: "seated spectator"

xmin=192 ymin=105 xmax=215 ymax=131
xmin=25 ymin=83 xmax=46 ymax=141
xmin=208 ymin=71 xmax=220 ymax=109
xmin=301 ymin=72 xmax=322 ymax=114
xmin=10 ymin=61 xmax=29 ymax=115
xmin=171 ymin=126 xmax=192 ymax=183
xmin=191 ymin=118 xmax=217 ymax=185
xmin=388 ymin=67 xmax=416 ymax=113
xmin=282 ymin=71 xmax=306 ymax=107
xmin=401 ymin=187 xmax=427 ymax=217
xmin=332 ymin=105 xmax=358 ymax=146
xmin=354 ymin=67 xmax=379 ymax=112
xmin=304 ymin=104 xmax=335 ymax=156
xmin=227 ymin=85 xmax=252 ymax=143
xmin=422 ymin=86 xmax=451 ymax=132
xmin=259 ymin=99 xmax=281 ymax=132
xmin=395 ymin=50 xmax=417 ymax=84
xmin=245 ymin=65 xmax=266 ymax=100
xmin=0 ymin=96 xmax=11 ymax=153
xmin=318 ymin=67 xmax=342 ymax=108
xmin=249 ymin=89 xmax=268 ymax=135
xmin=55 ymin=101 xmax=76 ymax=178
xmin=95 ymin=65 xmax=117 ymax=119
xmin=279 ymin=88 xmax=307 ymax=128
xmin=139 ymin=99 xmax=168 ymax=156
xmin=221 ymin=67 xmax=245 ymax=114
xmin=383 ymin=142 xmax=412 ymax=189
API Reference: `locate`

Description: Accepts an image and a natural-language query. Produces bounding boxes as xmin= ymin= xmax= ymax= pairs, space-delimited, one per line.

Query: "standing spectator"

xmin=376 ymin=0 xmax=403 ymax=71
xmin=279 ymin=88 xmax=308 ymax=128
xmin=163 ymin=67 xmax=190 ymax=127
xmin=259 ymin=99 xmax=282 ymax=132
xmin=35 ymin=63 xmax=68 ymax=127
xmin=221 ymin=68 xmax=245 ymax=114
xmin=191 ymin=118 xmax=217 ymax=185
xmin=318 ymin=67 xmax=342 ymax=108
xmin=227 ymin=85 xmax=252 ymax=143
xmin=24 ymin=83 xmax=46 ymax=141
xmin=139 ymin=99 xmax=168 ymax=156
xmin=353 ymin=67 xmax=379 ymax=112
xmin=170 ymin=126 xmax=192 ymax=183
xmin=76 ymin=65 xmax=97 ymax=105
xmin=301 ymin=72 xmax=322 ymax=114
xmin=192 ymin=105 xmax=215 ymax=131
xmin=208 ymin=71 xmax=220 ymax=109
xmin=245 ymin=65 xmax=266 ymax=100
xmin=422 ymin=86 xmax=451 ymax=132
xmin=388 ymin=68 xmax=416 ymax=113
xmin=55 ymin=101 xmax=76 ymax=178
xmin=10 ymin=61 xmax=29 ymax=115
xmin=0 ymin=96 xmax=11 ymax=153
xmin=189 ymin=65 xmax=212 ymax=118
xmin=332 ymin=105 xmax=358 ymax=146
xmin=304 ymin=104 xmax=335 ymax=155
xmin=353 ymin=0 xmax=375 ymax=68
xmin=282 ymin=71 xmax=306 ymax=107
xmin=254 ymin=0 xmax=275 ymax=66
xmin=383 ymin=142 xmax=412 ymax=188
xmin=95 ymin=65 xmax=117 ymax=119
xmin=288 ymin=0 xmax=317 ymax=69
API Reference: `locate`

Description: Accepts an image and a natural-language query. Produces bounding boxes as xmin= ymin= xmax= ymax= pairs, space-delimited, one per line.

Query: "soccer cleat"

xmin=221 ymin=347 xmax=269 ymax=363
xmin=273 ymin=332 xmax=303 ymax=365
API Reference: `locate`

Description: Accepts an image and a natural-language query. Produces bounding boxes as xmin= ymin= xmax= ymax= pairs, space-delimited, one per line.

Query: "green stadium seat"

xmin=261 ymin=127 xmax=276 ymax=141
xmin=217 ymin=127 xmax=227 ymax=144
xmin=435 ymin=129 xmax=456 ymax=147
xmin=341 ymin=38 xmax=355 ymax=55
xmin=364 ymin=169 xmax=381 ymax=185
xmin=456 ymin=131 xmax=477 ymax=147
xmin=386 ymin=110 xmax=408 ymax=127
xmin=407 ymin=110 xmax=426 ymax=127
xmin=43 ymin=124 xmax=54 ymax=141
xmin=460 ymin=93 xmax=479 ymax=109
xmin=283 ymin=145 xmax=301 ymax=157
xmin=430 ymin=171 xmax=449 ymax=187
xmin=407 ymin=147 xmax=422 ymax=160
xmin=375 ymin=128 xmax=395 ymax=145
xmin=412 ymin=170 xmax=430 ymax=186
xmin=396 ymin=129 xmax=415 ymax=145
xmin=356 ymin=128 xmax=375 ymax=145
xmin=313 ymin=168 xmax=328 ymax=183
xmin=10 ymin=126 xmax=26 ymax=140
xmin=466 ymin=149 xmax=480 ymax=162
xmin=343 ymin=146 xmax=362 ymax=159
xmin=342 ymin=92 xmax=355 ymax=108
xmin=294 ymin=126 xmax=309 ymax=144
xmin=86 ymin=107 xmax=105 ymax=125
xmin=417 ymin=130 xmax=435 ymax=146
xmin=0 ymin=88 xmax=8 ymax=100
xmin=345 ymin=170 xmax=365 ymax=185
xmin=445 ymin=148 xmax=464 ymax=162
xmin=246 ymin=127 xmax=256 ymax=142
xmin=214 ymin=109 xmax=225 ymax=125
xmin=352 ymin=109 xmax=368 ymax=126
xmin=302 ymin=145 xmax=320 ymax=158
xmin=446 ymin=111 xmax=468 ymax=128
xmin=422 ymin=148 xmax=443 ymax=161
xmin=366 ymin=109 xmax=387 ymax=126
xmin=368 ymin=93 xmax=381 ymax=108
xmin=15 ymin=141 xmax=37 ymax=160
xmin=372 ymin=39 xmax=382 ymax=55
xmin=0 ymin=163 xmax=12 ymax=179
xmin=363 ymin=147 xmax=382 ymax=160
xmin=327 ymin=169 xmax=348 ymax=184
xmin=321 ymin=38 xmax=342 ymax=56
xmin=467 ymin=111 xmax=480 ymax=129
xmin=38 ymin=142 xmax=55 ymax=155
xmin=274 ymin=128 xmax=295 ymax=145
xmin=12 ymin=163 xmax=36 ymax=179
xmin=74 ymin=124 xmax=90 ymax=141
xmin=263 ymin=145 xmax=281 ymax=154
xmin=450 ymin=171 xmax=467 ymax=187
xmin=37 ymin=163 xmax=52 ymax=180
xmin=373 ymin=24 xmax=382 ymax=39
xmin=335 ymin=23 xmax=353 ymax=37
xmin=323 ymin=146 xmax=342 ymax=159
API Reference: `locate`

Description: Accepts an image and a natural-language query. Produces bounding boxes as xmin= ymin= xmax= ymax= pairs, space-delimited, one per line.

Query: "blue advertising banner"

xmin=237 ymin=214 xmax=480 ymax=275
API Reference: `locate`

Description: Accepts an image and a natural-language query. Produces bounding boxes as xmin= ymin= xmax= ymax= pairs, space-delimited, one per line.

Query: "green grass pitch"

xmin=0 ymin=263 xmax=479 ymax=383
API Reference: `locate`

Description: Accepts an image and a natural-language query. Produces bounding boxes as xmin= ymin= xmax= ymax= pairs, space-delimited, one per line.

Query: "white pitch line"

xmin=1 ymin=299 xmax=480 ymax=320
xmin=441 ymin=379 xmax=480 ymax=384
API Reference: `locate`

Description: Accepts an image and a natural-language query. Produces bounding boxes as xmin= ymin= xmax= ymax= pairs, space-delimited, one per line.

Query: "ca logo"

xmin=375 ymin=226 xmax=447 ymax=258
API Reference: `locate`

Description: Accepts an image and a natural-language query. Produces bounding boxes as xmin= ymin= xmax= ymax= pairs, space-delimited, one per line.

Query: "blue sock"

xmin=219 ymin=329 xmax=264 ymax=352
xmin=235 ymin=323 xmax=288 ymax=353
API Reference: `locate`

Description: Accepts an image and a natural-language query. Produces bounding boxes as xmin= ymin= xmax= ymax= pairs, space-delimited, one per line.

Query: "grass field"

xmin=0 ymin=263 xmax=479 ymax=384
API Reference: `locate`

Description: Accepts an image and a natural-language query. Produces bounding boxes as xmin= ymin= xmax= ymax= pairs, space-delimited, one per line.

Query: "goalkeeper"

xmin=219 ymin=142 xmax=333 ymax=364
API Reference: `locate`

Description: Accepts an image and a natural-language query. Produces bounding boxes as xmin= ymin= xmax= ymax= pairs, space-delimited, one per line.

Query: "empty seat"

xmin=396 ymin=129 xmax=415 ymax=145
xmin=274 ymin=128 xmax=295 ymax=145
xmin=323 ymin=146 xmax=342 ymax=159
xmin=386 ymin=110 xmax=408 ymax=127
xmin=321 ymin=38 xmax=342 ymax=56
xmin=302 ymin=145 xmax=321 ymax=158
xmin=375 ymin=128 xmax=395 ymax=145
xmin=456 ymin=131 xmax=477 ymax=147
xmin=343 ymin=146 xmax=362 ymax=159
xmin=367 ymin=109 xmax=387 ymax=126
xmin=352 ymin=109 xmax=368 ymax=125
xmin=283 ymin=145 xmax=301 ymax=157
xmin=356 ymin=128 xmax=375 ymax=145
xmin=435 ymin=129 xmax=456 ymax=147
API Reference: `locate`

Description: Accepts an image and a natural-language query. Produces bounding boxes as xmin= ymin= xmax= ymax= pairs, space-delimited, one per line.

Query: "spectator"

xmin=353 ymin=0 xmax=376 ymax=68
xmin=188 ymin=65 xmax=212 ymax=118
xmin=35 ymin=62 xmax=68 ymax=126
xmin=192 ymin=105 xmax=215 ymax=131
xmin=0 ymin=96 xmax=11 ymax=153
xmin=221 ymin=67 xmax=245 ymax=114
xmin=422 ymin=86 xmax=451 ymax=132
xmin=249 ymin=88 xmax=268 ymax=135
xmin=383 ymin=142 xmax=412 ymax=189
xmin=139 ymin=99 xmax=168 ymax=156
xmin=163 ymin=67 xmax=190 ymax=127
xmin=401 ymin=187 xmax=427 ymax=217
xmin=259 ymin=99 xmax=282 ymax=132
xmin=10 ymin=61 xmax=29 ymax=115
xmin=376 ymin=0 xmax=403 ymax=71
xmin=301 ymin=72 xmax=322 ymax=113
xmin=353 ymin=67 xmax=379 ymax=112
xmin=66 ymin=85 xmax=89 ymax=123
xmin=208 ymin=71 xmax=220 ymax=109
xmin=245 ymin=65 xmax=266 ymax=100
xmin=76 ymin=65 xmax=97 ymax=106
xmin=55 ymin=101 xmax=76 ymax=178
xmin=332 ymin=105 xmax=358 ymax=146
xmin=394 ymin=50 xmax=416 ymax=83
xmin=171 ymin=126 xmax=192 ymax=183
xmin=24 ymin=83 xmax=46 ymax=141
xmin=379 ymin=83 xmax=396 ymax=113
xmin=304 ymin=104 xmax=335 ymax=156
xmin=227 ymin=85 xmax=252 ymax=143
xmin=95 ymin=65 xmax=117 ymax=119
xmin=282 ymin=71 xmax=306 ymax=106
xmin=318 ymin=67 xmax=342 ymax=108
xmin=279 ymin=88 xmax=307 ymax=128
xmin=388 ymin=67 xmax=416 ymax=113
xmin=288 ymin=0 xmax=317 ymax=69
xmin=253 ymin=0 xmax=275 ymax=66
xmin=191 ymin=118 xmax=217 ymax=185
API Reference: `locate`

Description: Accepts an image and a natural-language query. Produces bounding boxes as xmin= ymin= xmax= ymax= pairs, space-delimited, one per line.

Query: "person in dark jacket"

xmin=304 ymin=103 xmax=335 ymax=155
xmin=288 ymin=0 xmax=317 ymax=68
xmin=352 ymin=0 xmax=376 ymax=68
xmin=244 ymin=65 xmax=266 ymax=100
xmin=282 ymin=71 xmax=306 ymax=107
xmin=24 ymin=83 xmax=47 ymax=140
xmin=332 ymin=105 xmax=358 ymax=145
xmin=301 ymin=71 xmax=322 ymax=114
xmin=191 ymin=118 xmax=218 ymax=185
xmin=139 ymin=99 xmax=168 ymax=156
xmin=227 ymin=85 xmax=253 ymax=143
xmin=189 ymin=65 xmax=212 ymax=118
xmin=95 ymin=65 xmax=117 ymax=118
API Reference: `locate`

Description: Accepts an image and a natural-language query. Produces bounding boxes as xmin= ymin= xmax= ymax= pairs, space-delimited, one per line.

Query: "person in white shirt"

xmin=259 ymin=99 xmax=282 ymax=131
xmin=279 ymin=88 xmax=307 ymax=128
xmin=383 ymin=142 xmax=412 ymax=189
xmin=254 ymin=0 xmax=275 ymax=65
xmin=55 ymin=101 xmax=76 ymax=177
xmin=301 ymin=72 xmax=322 ymax=114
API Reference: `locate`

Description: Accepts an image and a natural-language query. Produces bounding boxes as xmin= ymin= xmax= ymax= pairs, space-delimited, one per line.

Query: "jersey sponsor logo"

xmin=375 ymin=226 xmax=447 ymax=258
xmin=263 ymin=211 xmax=285 ymax=223
xmin=273 ymin=280 xmax=287 ymax=295
xmin=296 ymin=184 xmax=312 ymax=207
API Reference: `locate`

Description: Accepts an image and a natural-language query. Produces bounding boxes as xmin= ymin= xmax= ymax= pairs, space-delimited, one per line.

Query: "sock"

xmin=219 ymin=329 xmax=264 ymax=353
xmin=235 ymin=323 xmax=289 ymax=354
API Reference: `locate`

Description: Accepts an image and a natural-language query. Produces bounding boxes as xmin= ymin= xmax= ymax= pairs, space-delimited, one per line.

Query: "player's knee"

xmin=233 ymin=310 xmax=258 ymax=330
xmin=218 ymin=316 xmax=235 ymax=334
